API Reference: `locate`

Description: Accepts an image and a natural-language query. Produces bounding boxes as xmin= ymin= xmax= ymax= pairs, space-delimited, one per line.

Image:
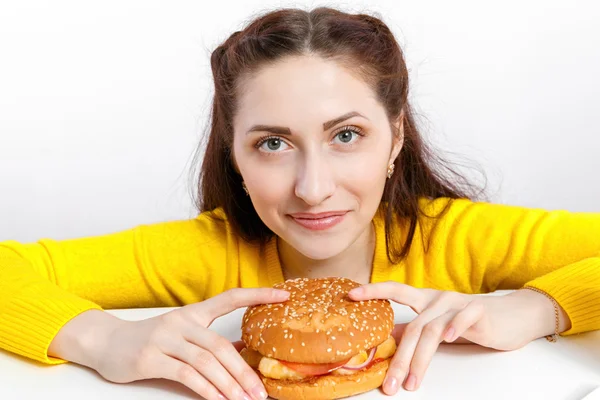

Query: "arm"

xmin=418 ymin=197 xmax=600 ymax=335
xmin=0 ymin=210 xmax=228 ymax=364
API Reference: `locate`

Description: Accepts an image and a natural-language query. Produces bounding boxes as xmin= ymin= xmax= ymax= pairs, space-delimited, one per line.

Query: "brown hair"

xmin=194 ymin=7 xmax=485 ymax=263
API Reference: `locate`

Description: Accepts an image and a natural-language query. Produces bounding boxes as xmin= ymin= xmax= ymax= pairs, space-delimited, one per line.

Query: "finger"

xmin=232 ymin=340 xmax=246 ymax=352
xmin=167 ymin=340 xmax=251 ymax=400
xmin=444 ymin=300 xmax=485 ymax=343
xmin=200 ymin=288 xmax=290 ymax=325
xmin=348 ymin=281 xmax=429 ymax=313
xmin=391 ymin=323 xmax=408 ymax=344
xmin=185 ymin=329 xmax=267 ymax=400
xmin=382 ymin=304 xmax=450 ymax=395
xmin=156 ymin=354 xmax=224 ymax=400
xmin=393 ymin=323 xmax=471 ymax=345
xmin=406 ymin=311 xmax=456 ymax=391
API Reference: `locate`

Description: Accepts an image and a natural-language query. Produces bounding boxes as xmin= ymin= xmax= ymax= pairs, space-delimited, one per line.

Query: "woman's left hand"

xmin=348 ymin=282 xmax=566 ymax=395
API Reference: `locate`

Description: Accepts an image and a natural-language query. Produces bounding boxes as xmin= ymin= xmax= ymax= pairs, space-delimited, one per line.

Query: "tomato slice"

xmin=279 ymin=359 xmax=349 ymax=376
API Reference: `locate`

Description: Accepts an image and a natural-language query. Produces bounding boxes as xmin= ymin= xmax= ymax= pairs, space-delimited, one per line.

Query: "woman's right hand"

xmin=50 ymin=288 xmax=290 ymax=400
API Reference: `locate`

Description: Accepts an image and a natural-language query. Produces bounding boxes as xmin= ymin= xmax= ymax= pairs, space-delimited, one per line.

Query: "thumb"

xmin=198 ymin=288 xmax=290 ymax=326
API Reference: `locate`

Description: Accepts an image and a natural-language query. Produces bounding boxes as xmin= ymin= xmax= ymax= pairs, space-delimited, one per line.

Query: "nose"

xmin=294 ymin=152 xmax=336 ymax=206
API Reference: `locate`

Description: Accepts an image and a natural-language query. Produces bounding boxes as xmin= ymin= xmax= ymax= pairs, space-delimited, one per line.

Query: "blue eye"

xmin=333 ymin=128 xmax=361 ymax=145
xmin=257 ymin=137 xmax=290 ymax=152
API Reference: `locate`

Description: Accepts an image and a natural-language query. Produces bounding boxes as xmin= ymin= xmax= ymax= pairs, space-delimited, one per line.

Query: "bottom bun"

xmin=260 ymin=359 xmax=391 ymax=400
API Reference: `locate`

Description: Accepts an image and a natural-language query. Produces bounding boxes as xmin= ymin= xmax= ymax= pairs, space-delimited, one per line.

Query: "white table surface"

xmin=1 ymin=298 xmax=600 ymax=400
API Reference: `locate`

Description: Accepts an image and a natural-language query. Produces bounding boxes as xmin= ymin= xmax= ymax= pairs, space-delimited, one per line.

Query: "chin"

xmin=289 ymin=234 xmax=354 ymax=260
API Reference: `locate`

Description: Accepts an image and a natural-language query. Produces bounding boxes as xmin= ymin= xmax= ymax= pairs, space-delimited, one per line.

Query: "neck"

xmin=278 ymin=223 xmax=376 ymax=285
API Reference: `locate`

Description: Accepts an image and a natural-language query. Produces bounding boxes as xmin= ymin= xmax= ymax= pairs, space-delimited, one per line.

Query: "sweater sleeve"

xmin=0 ymin=210 xmax=229 ymax=364
xmin=419 ymin=197 xmax=600 ymax=335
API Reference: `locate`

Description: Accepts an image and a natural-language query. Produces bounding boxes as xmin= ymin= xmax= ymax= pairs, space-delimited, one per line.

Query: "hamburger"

xmin=240 ymin=277 xmax=397 ymax=400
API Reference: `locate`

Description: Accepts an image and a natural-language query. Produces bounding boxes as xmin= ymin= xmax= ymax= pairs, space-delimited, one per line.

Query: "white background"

xmin=1 ymin=0 xmax=599 ymax=242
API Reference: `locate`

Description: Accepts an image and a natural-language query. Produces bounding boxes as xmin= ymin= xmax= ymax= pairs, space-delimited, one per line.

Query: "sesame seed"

xmin=327 ymin=348 xmax=332 ymax=352
xmin=272 ymin=347 xmax=276 ymax=353
xmin=301 ymin=342 xmax=305 ymax=346
xmin=331 ymin=336 xmax=336 ymax=340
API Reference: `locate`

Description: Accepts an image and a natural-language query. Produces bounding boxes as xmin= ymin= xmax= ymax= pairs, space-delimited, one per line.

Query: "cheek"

xmin=245 ymin=164 xmax=292 ymax=211
xmin=335 ymin=147 xmax=389 ymax=190
xmin=341 ymin=159 xmax=387 ymax=202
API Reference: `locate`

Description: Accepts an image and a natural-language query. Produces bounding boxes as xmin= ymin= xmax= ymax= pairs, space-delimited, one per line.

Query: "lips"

xmin=288 ymin=211 xmax=348 ymax=231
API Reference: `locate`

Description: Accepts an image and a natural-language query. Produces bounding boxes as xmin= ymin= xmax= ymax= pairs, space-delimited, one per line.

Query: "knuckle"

xmin=134 ymin=347 xmax=155 ymax=377
xmin=176 ymin=364 xmax=197 ymax=383
xmin=403 ymin=322 xmax=422 ymax=340
xmin=148 ymin=326 xmax=169 ymax=345
xmin=468 ymin=299 xmax=485 ymax=312
xmin=422 ymin=322 xmax=445 ymax=340
xmin=240 ymin=366 xmax=260 ymax=385
xmin=226 ymin=288 xmax=245 ymax=307
xmin=390 ymin=357 xmax=409 ymax=374
xmin=159 ymin=310 xmax=182 ymax=327
xmin=193 ymin=350 xmax=215 ymax=369
xmin=438 ymin=291 xmax=468 ymax=309
xmin=211 ymin=336 xmax=232 ymax=355
xmin=388 ymin=357 xmax=409 ymax=378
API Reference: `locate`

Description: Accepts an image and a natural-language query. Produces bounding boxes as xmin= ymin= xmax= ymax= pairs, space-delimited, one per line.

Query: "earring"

xmin=386 ymin=163 xmax=395 ymax=179
xmin=242 ymin=181 xmax=249 ymax=195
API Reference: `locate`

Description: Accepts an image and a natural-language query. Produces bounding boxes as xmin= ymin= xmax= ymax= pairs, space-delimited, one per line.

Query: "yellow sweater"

xmin=1 ymin=197 xmax=599 ymax=365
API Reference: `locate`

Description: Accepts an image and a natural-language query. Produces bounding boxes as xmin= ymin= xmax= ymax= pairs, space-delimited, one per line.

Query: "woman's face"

xmin=232 ymin=55 xmax=402 ymax=260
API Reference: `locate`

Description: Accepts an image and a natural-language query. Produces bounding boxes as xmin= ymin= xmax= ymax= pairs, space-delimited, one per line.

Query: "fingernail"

xmin=444 ymin=327 xmax=455 ymax=342
xmin=383 ymin=376 xmax=398 ymax=394
xmin=242 ymin=393 xmax=253 ymax=400
xmin=405 ymin=374 xmax=417 ymax=391
xmin=273 ymin=290 xmax=290 ymax=298
xmin=217 ymin=394 xmax=227 ymax=400
xmin=251 ymin=385 xmax=268 ymax=400
xmin=349 ymin=287 xmax=364 ymax=297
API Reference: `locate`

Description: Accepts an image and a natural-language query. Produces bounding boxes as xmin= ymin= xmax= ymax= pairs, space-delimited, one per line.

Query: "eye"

xmin=256 ymin=136 xmax=290 ymax=153
xmin=332 ymin=126 xmax=362 ymax=145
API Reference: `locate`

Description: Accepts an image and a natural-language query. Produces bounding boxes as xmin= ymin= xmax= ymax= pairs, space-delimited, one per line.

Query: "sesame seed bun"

xmin=261 ymin=358 xmax=391 ymax=400
xmin=241 ymin=277 xmax=394 ymax=364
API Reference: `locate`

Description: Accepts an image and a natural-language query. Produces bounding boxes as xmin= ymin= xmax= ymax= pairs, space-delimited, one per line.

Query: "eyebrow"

xmin=246 ymin=111 xmax=368 ymax=135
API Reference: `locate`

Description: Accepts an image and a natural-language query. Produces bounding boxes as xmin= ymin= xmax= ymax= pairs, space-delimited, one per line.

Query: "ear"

xmin=388 ymin=110 xmax=405 ymax=165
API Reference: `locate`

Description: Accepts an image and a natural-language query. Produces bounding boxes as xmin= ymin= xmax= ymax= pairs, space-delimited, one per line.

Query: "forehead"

xmin=234 ymin=55 xmax=382 ymax=129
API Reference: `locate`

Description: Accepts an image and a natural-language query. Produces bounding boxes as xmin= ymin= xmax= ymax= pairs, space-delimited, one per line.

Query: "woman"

xmin=1 ymin=6 xmax=599 ymax=400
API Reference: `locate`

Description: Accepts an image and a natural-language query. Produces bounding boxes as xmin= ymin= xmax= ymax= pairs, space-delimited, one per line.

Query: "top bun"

xmin=241 ymin=277 xmax=394 ymax=364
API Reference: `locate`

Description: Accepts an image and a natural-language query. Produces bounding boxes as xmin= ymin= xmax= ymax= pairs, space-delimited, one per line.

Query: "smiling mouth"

xmin=288 ymin=211 xmax=349 ymax=231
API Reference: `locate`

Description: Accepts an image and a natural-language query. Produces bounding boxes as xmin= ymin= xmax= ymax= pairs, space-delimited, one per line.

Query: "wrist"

xmin=48 ymin=309 xmax=126 ymax=369
xmin=513 ymin=288 xmax=571 ymax=340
